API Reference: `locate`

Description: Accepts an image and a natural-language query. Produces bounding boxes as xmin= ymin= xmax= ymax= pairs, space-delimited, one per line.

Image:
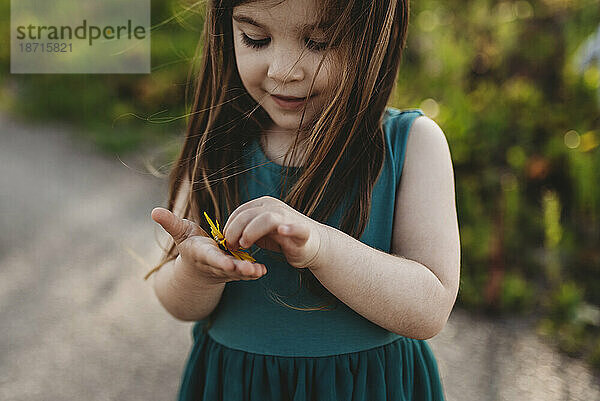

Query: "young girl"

xmin=147 ymin=0 xmax=460 ymax=400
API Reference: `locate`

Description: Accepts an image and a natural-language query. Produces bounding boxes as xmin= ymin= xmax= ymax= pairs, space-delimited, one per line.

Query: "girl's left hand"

xmin=223 ymin=196 xmax=325 ymax=270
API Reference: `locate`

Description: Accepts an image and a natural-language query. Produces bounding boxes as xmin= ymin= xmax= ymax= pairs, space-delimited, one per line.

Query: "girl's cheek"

xmin=242 ymin=59 xmax=269 ymax=82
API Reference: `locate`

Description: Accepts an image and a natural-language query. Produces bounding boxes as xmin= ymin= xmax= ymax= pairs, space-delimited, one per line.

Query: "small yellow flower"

xmin=203 ymin=212 xmax=256 ymax=262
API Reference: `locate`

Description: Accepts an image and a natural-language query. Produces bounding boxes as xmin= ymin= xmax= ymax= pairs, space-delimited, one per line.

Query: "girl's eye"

xmin=240 ymin=33 xmax=270 ymax=49
xmin=239 ymin=33 xmax=328 ymax=52
xmin=305 ymin=39 xmax=328 ymax=52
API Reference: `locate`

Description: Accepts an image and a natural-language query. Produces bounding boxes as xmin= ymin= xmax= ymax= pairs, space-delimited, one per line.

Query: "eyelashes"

xmin=239 ymin=33 xmax=328 ymax=52
xmin=240 ymin=33 xmax=269 ymax=49
xmin=305 ymin=40 xmax=329 ymax=52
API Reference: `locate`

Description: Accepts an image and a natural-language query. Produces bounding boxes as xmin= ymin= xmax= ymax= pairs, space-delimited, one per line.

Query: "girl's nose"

xmin=267 ymin=52 xmax=305 ymax=84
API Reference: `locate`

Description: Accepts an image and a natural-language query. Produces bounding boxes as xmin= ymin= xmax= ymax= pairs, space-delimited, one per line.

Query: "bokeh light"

xmin=514 ymin=1 xmax=534 ymax=19
xmin=496 ymin=2 xmax=517 ymax=23
xmin=420 ymin=98 xmax=440 ymax=119
xmin=418 ymin=9 xmax=440 ymax=32
xmin=564 ymin=130 xmax=580 ymax=149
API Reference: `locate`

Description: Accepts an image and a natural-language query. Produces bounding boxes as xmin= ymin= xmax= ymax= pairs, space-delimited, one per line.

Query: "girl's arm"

xmin=308 ymin=116 xmax=460 ymax=340
xmin=152 ymin=173 xmax=228 ymax=322
xmin=152 ymin=254 xmax=225 ymax=322
xmin=151 ymin=174 xmax=226 ymax=321
xmin=151 ymin=174 xmax=267 ymax=321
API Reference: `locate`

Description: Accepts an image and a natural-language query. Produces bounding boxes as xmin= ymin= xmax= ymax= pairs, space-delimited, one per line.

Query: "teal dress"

xmin=177 ymin=107 xmax=446 ymax=401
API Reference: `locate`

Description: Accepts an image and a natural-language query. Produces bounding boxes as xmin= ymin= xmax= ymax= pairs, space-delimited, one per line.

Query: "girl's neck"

xmin=261 ymin=126 xmax=306 ymax=168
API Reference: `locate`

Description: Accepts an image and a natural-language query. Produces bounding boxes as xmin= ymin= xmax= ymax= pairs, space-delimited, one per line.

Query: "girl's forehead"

xmin=233 ymin=0 xmax=322 ymax=29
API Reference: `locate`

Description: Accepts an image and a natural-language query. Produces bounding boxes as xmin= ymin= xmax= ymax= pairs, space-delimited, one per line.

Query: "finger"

xmin=204 ymin=245 xmax=236 ymax=272
xmin=236 ymin=211 xmax=282 ymax=250
xmin=277 ymin=223 xmax=310 ymax=245
xmin=233 ymin=259 xmax=252 ymax=278
xmin=151 ymin=207 xmax=195 ymax=245
xmin=153 ymin=207 xmax=210 ymax=239
xmin=193 ymin=242 xmax=265 ymax=280
xmin=223 ymin=196 xmax=274 ymax=235
xmin=223 ymin=207 xmax=266 ymax=249
xmin=233 ymin=259 xmax=266 ymax=280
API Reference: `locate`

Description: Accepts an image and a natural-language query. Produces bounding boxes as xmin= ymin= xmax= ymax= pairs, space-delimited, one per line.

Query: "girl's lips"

xmin=271 ymin=94 xmax=313 ymax=110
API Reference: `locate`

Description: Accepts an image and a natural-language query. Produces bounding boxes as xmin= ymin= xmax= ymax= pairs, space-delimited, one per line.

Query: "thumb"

xmin=151 ymin=207 xmax=207 ymax=245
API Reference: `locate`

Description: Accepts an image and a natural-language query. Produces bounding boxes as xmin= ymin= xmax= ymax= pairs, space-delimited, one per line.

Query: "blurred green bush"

xmin=0 ymin=0 xmax=204 ymax=155
xmin=393 ymin=0 xmax=600 ymax=371
xmin=1 ymin=0 xmax=599 ymax=372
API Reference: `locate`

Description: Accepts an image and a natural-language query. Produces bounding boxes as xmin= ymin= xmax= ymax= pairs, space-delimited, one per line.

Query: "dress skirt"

xmin=177 ymin=322 xmax=446 ymax=401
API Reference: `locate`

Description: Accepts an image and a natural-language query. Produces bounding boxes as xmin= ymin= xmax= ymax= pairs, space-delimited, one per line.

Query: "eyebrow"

xmin=232 ymin=14 xmax=329 ymax=35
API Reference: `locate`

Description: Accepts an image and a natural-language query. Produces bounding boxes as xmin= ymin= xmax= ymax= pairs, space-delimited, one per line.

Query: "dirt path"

xmin=1 ymin=114 xmax=598 ymax=400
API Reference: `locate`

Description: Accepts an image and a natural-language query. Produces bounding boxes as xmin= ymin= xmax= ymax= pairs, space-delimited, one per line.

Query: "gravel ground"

xmin=1 ymin=114 xmax=599 ymax=401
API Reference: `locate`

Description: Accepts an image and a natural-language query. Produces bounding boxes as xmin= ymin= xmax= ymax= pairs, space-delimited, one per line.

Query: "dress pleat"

xmin=178 ymin=322 xmax=445 ymax=401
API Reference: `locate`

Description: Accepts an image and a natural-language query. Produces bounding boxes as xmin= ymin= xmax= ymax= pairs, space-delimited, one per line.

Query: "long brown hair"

xmin=146 ymin=0 xmax=411 ymax=313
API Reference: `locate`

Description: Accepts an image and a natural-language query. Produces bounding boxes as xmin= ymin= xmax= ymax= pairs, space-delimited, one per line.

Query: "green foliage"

xmin=1 ymin=0 xmax=205 ymax=154
xmin=393 ymin=0 xmax=600 ymax=370
xmin=546 ymin=281 xmax=584 ymax=324
xmin=457 ymin=268 xmax=487 ymax=308
xmin=500 ymin=271 xmax=536 ymax=312
xmin=537 ymin=281 xmax=600 ymax=361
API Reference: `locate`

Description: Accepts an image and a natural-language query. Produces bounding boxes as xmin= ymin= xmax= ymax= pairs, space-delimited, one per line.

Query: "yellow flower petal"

xmin=203 ymin=211 xmax=257 ymax=263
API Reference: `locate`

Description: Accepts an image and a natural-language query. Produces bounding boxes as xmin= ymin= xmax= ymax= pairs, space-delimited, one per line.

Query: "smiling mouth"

xmin=271 ymin=95 xmax=312 ymax=110
xmin=270 ymin=93 xmax=315 ymax=101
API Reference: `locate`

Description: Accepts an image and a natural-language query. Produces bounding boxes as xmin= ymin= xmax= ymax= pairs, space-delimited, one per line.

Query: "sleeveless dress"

xmin=177 ymin=107 xmax=446 ymax=401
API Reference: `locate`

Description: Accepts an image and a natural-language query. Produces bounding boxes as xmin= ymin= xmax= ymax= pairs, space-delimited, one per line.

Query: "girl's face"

xmin=232 ymin=0 xmax=340 ymax=134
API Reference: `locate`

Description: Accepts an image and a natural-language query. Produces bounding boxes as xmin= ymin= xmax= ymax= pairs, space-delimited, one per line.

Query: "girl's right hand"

xmin=151 ymin=207 xmax=267 ymax=284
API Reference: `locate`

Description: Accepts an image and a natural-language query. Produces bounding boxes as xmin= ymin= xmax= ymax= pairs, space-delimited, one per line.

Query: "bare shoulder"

xmin=400 ymin=115 xmax=455 ymax=203
xmin=391 ymin=115 xmax=460 ymax=298
xmin=407 ymin=115 xmax=450 ymax=160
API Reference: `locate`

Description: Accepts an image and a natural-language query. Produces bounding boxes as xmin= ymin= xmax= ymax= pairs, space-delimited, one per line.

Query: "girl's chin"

xmin=269 ymin=107 xmax=315 ymax=122
xmin=269 ymin=117 xmax=313 ymax=132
